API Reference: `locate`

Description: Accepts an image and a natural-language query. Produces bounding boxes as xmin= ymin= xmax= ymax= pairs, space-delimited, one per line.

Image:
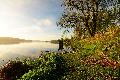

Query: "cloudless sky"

xmin=0 ymin=0 xmax=63 ymax=41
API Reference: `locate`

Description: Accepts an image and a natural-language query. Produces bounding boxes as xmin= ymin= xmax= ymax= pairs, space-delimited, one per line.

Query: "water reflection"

xmin=0 ymin=42 xmax=58 ymax=65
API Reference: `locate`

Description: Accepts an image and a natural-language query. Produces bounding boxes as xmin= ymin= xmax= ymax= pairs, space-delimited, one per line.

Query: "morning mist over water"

xmin=0 ymin=42 xmax=58 ymax=65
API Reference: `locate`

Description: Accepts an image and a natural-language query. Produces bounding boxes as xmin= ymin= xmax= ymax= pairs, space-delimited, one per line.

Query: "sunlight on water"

xmin=0 ymin=42 xmax=58 ymax=65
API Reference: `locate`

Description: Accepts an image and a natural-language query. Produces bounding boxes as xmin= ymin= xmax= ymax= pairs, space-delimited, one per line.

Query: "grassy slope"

xmin=0 ymin=26 xmax=120 ymax=79
xmin=20 ymin=26 xmax=120 ymax=79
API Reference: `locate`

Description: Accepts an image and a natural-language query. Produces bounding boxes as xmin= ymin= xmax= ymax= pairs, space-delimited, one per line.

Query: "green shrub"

xmin=20 ymin=53 xmax=68 ymax=80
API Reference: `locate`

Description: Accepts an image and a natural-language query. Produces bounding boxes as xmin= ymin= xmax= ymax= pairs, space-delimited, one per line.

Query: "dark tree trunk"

xmin=85 ymin=15 xmax=93 ymax=37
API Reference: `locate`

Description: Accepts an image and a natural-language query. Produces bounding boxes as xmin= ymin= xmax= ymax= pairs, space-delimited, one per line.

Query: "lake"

xmin=0 ymin=42 xmax=58 ymax=65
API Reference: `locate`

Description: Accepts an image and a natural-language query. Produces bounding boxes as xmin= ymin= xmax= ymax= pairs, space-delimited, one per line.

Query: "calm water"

xmin=0 ymin=42 xmax=58 ymax=65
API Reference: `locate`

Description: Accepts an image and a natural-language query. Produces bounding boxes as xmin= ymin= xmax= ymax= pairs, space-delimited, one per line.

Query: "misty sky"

xmin=0 ymin=0 xmax=63 ymax=40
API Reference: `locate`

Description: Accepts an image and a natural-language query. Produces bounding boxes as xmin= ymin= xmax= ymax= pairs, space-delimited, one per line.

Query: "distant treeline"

xmin=0 ymin=37 xmax=32 ymax=44
xmin=50 ymin=40 xmax=59 ymax=44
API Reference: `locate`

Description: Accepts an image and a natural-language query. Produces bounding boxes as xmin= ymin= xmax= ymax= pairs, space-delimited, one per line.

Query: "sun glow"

xmin=0 ymin=0 xmax=40 ymax=39
xmin=0 ymin=1 xmax=24 ymax=37
xmin=0 ymin=0 xmax=61 ymax=40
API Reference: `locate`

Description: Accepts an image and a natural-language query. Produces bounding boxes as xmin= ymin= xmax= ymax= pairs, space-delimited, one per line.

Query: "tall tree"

xmin=58 ymin=0 xmax=120 ymax=37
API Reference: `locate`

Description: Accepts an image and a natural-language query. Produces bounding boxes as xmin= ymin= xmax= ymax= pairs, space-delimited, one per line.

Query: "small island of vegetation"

xmin=50 ymin=40 xmax=59 ymax=44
